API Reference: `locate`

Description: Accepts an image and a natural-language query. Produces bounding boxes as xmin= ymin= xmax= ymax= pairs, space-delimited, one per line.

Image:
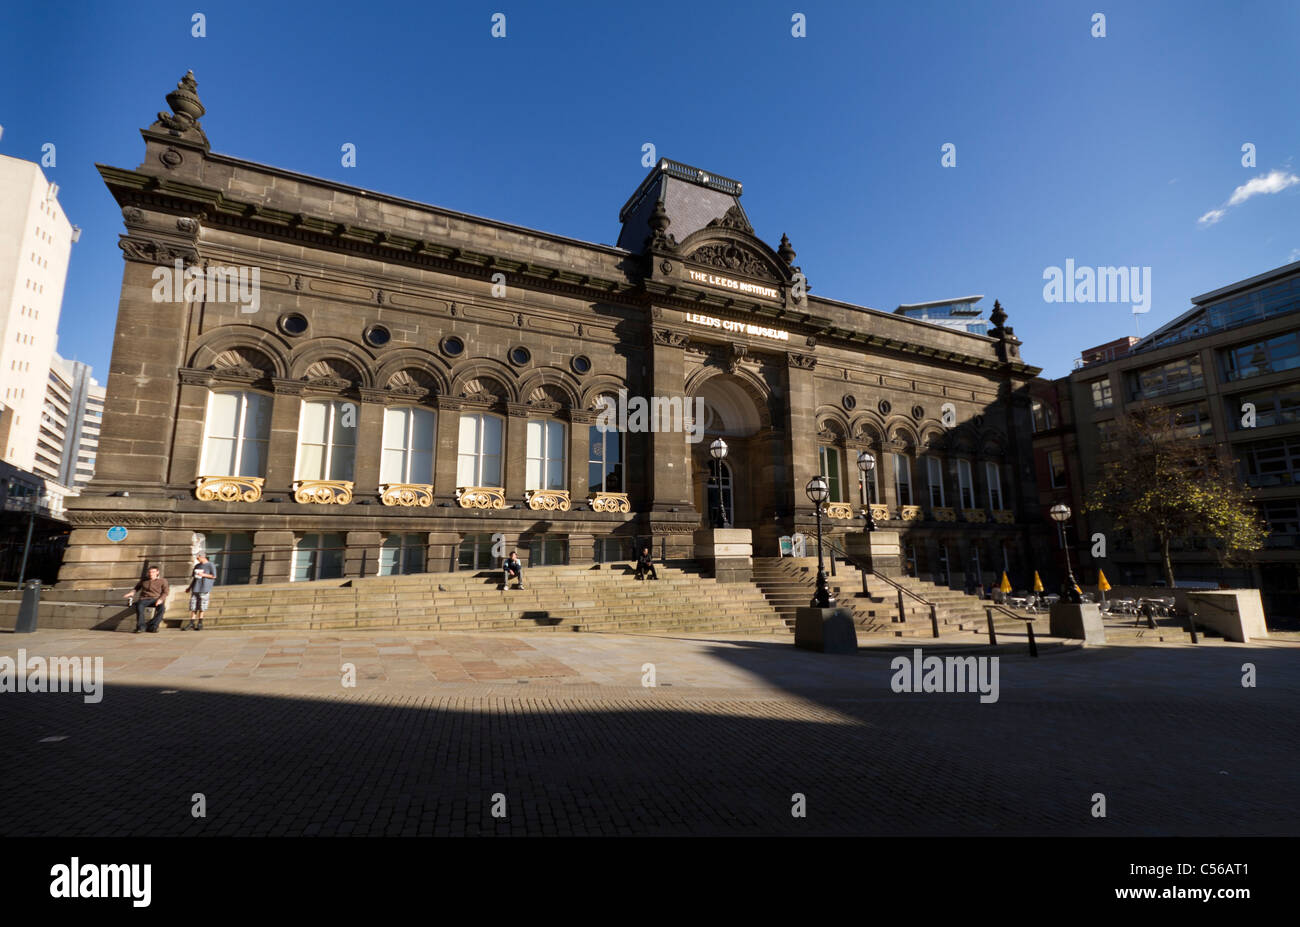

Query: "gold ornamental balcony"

xmin=456 ymin=486 xmax=506 ymax=509
xmin=589 ymin=492 xmax=631 ymax=513
xmin=993 ymin=509 xmax=1016 ymax=524
xmin=965 ymin=509 xmax=988 ymax=523
xmin=823 ymin=502 xmax=855 ymax=520
xmin=380 ymin=483 xmax=434 ymax=507
xmin=293 ymin=479 xmax=354 ymax=504
xmin=195 ymin=475 xmax=264 ymax=503
xmin=932 ymin=506 xmax=957 ymax=522
xmin=525 ymin=489 xmax=571 ymax=511
xmin=869 ymin=503 xmax=890 ymax=523
xmin=899 ymin=505 xmax=923 ymax=521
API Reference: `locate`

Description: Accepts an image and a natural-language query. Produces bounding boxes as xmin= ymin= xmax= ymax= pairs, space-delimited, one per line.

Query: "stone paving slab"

xmin=1 ymin=629 xmax=1297 ymax=836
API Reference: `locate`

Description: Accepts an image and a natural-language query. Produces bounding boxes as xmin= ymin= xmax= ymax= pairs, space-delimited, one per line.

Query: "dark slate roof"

xmin=616 ymin=159 xmax=753 ymax=252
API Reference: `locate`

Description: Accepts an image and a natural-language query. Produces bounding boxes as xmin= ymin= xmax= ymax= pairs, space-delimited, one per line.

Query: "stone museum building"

xmin=57 ymin=73 xmax=1047 ymax=590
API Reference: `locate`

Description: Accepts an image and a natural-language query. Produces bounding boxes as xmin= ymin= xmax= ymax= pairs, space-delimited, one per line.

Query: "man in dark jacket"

xmin=634 ymin=546 xmax=658 ymax=581
xmin=124 ymin=566 xmax=169 ymax=633
xmin=502 ymin=550 xmax=524 ymax=590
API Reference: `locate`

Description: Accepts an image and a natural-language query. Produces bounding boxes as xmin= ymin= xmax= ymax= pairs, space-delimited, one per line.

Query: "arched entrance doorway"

xmin=689 ymin=374 xmax=768 ymax=531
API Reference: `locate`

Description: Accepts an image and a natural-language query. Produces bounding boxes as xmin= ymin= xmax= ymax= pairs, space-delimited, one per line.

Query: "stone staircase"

xmin=751 ymin=557 xmax=1036 ymax=639
xmin=199 ymin=562 xmax=790 ymax=635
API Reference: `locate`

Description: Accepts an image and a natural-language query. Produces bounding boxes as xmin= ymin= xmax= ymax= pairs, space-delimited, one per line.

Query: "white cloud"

xmin=1289 ymin=248 xmax=1300 ymax=263
xmin=1199 ymin=169 xmax=1300 ymax=227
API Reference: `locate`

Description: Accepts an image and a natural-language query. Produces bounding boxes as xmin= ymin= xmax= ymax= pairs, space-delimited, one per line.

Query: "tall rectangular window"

xmin=296 ymin=400 xmax=357 ymax=481
xmin=526 ymin=419 xmax=567 ymax=490
xmin=1089 ymin=378 xmax=1114 ymax=410
xmin=201 ymin=391 xmax=271 ymax=477
xmin=819 ymin=446 xmax=844 ymax=502
xmin=457 ymin=414 xmax=503 ymax=486
xmin=957 ymin=459 xmax=975 ymax=509
xmin=292 ymin=533 xmax=345 ymax=582
xmin=200 ymin=532 xmax=253 ymax=586
xmin=893 ymin=454 xmax=912 ymax=506
xmin=926 ymin=457 xmax=945 ymax=507
xmin=379 ymin=533 xmax=425 ymax=576
xmin=458 ymin=533 xmax=499 ymax=570
xmin=1048 ymin=449 xmax=1067 ymax=488
xmin=985 ymin=462 xmax=1003 ymax=510
xmin=588 ymin=422 xmax=622 ymax=492
xmin=380 ymin=407 xmax=435 ymax=484
xmin=861 ymin=456 xmax=879 ymax=504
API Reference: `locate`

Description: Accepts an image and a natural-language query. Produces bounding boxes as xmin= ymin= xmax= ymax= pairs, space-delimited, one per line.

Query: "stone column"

xmin=253 ymin=529 xmax=296 ymax=584
xmin=647 ymin=330 xmax=694 ymax=511
xmin=346 ymin=530 xmax=382 ymax=579
xmin=568 ymin=409 xmax=595 ymax=505
xmin=433 ymin=397 xmax=463 ymax=503
xmin=263 ymin=381 xmax=304 ymax=495
xmin=353 ymin=391 xmax=388 ymax=502
xmin=784 ymin=351 xmax=820 ymax=523
xmin=426 ymin=531 xmax=460 ymax=572
xmin=505 ymin=403 xmax=529 ymax=503
xmin=170 ymin=375 xmax=212 ymax=487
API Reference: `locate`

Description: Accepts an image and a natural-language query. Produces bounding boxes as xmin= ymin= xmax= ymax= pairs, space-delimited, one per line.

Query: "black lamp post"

xmin=709 ymin=437 xmax=730 ymax=528
xmin=806 ymin=475 xmax=834 ymax=608
xmin=1050 ymin=502 xmax=1082 ymax=604
xmin=857 ymin=450 xmax=876 ymax=532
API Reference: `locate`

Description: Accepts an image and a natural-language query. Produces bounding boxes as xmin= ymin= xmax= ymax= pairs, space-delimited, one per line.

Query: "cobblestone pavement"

xmin=1 ymin=629 xmax=1296 ymax=836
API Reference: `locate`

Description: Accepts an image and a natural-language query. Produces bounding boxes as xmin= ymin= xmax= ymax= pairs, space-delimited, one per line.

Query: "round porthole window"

xmin=441 ymin=336 xmax=465 ymax=357
xmin=364 ymin=325 xmax=391 ymax=347
xmin=279 ymin=313 xmax=309 ymax=336
xmin=571 ymin=355 xmax=591 ymax=375
xmin=878 ymin=399 xmax=892 ymax=415
xmin=842 ymin=394 xmax=857 ymax=411
xmin=509 ymin=346 xmax=531 ymax=366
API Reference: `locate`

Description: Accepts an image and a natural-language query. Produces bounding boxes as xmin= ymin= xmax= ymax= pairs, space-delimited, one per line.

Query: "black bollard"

xmin=14 ymin=579 xmax=41 ymax=633
xmin=1188 ymin=611 xmax=1199 ymax=644
xmin=985 ymin=609 xmax=997 ymax=646
xmin=1026 ymin=620 xmax=1038 ymax=657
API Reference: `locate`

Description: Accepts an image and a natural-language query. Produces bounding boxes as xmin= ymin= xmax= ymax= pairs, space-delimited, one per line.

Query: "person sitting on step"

xmin=634 ymin=546 xmax=658 ymax=581
xmin=502 ymin=550 xmax=524 ymax=590
xmin=124 ymin=565 xmax=169 ymax=633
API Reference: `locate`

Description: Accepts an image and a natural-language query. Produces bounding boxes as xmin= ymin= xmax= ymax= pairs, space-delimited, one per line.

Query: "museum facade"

xmin=58 ymin=73 xmax=1048 ymax=590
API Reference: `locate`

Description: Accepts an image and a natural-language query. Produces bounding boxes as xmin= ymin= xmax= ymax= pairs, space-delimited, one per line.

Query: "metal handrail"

xmin=819 ymin=536 xmax=940 ymax=637
xmin=984 ymin=603 xmax=1040 ymax=656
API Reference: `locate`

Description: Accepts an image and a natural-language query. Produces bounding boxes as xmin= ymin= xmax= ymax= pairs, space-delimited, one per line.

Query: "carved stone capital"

xmin=272 ymin=378 xmax=306 ymax=396
xmin=118 ymin=236 xmax=199 ymax=266
xmin=653 ymin=329 xmax=689 ymax=348
xmin=786 ymin=352 xmax=817 ymax=370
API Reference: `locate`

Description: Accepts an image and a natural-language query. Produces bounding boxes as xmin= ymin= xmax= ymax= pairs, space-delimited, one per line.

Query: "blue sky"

xmin=2 ymin=0 xmax=1298 ymax=380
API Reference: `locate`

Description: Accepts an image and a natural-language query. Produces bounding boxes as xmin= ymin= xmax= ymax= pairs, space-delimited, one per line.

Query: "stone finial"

xmin=148 ymin=70 xmax=210 ymax=149
xmin=989 ymin=299 xmax=1007 ymax=329
xmin=778 ymin=233 xmax=796 ymax=265
xmin=649 ymin=198 xmax=671 ymax=234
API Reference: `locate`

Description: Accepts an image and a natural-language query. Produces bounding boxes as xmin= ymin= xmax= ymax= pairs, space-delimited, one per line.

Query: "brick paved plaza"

xmin=1 ymin=629 xmax=1296 ymax=837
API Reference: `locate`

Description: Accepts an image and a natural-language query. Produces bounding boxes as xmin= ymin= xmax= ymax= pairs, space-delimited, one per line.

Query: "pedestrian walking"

xmin=183 ymin=552 xmax=217 ymax=630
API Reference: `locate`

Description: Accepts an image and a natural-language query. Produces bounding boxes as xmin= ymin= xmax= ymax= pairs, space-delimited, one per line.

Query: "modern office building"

xmin=0 ymin=154 xmax=75 ymax=472
xmin=57 ymin=73 xmax=1049 ymax=592
xmin=34 ymin=351 xmax=105 ymax=492
xmin=1066 ymin=259 xmax=1300 ymax=620
xmin=894 ymin=296 xmax=990 ymax=336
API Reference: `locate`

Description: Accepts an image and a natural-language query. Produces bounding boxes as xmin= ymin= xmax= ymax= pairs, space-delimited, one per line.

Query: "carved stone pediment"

xmin=706 ymin=205 xmax=754 ymax=235
xmin=685 ymin=240 xmax=774 ymax=280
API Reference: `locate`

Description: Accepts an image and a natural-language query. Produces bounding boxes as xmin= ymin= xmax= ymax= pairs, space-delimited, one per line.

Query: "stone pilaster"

xmin=263 ymin=380 xmax=304 ymax=495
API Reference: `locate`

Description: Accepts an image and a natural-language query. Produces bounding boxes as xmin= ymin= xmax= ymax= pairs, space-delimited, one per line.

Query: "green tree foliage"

xmin=1084 ymin=404 xmax=1266 ymax=587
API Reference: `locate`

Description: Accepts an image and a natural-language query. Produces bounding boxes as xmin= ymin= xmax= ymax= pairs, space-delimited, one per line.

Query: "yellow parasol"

xmin=999 ymin=572 xmax=1012 ymax=594
xmin=1032 ymin=571 xmax=1044 ymax=592
xmin=1097 ymin=569 xmax=1111 ymax=607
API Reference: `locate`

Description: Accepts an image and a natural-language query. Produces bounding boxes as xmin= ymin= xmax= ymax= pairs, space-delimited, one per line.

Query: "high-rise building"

xmin=0 ymin=154 xmax=75 ymax=471
xmin=35 ymin=351 xmax=105 ymax=492
xmin=893 ymin=296 xmax=990 ymax=336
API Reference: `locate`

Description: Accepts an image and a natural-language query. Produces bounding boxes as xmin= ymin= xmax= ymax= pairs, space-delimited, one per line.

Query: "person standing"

xmin=183 ymin=553 xmax=217 ymax=631
xmin=502 ymin=550 xmax=524 ymax=590
xmin=124 ymin=566 xmax=170 ymax=633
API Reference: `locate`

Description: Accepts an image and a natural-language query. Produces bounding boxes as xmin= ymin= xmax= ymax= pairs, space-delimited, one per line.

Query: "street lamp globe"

xmin=709 ymin=438 xmax=728 ymax=461
xmin=805 ymin=475 xmax=829 ymax=504
xmin=856 ymin=450 xmax=875 ymax=475
xmin=1050 ymin=503 xmax=1071 ymax=522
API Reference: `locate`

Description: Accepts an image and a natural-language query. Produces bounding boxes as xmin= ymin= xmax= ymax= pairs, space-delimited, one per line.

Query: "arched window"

xmin=296 ymin=400 xmax=357 ymax=482
xmin=201 ymin=390 xmax=270 ymax=477
xmin=892 ymin=453 xmax=913 ymax=506
xmin=457 ymin=413 xmax=503 ymax=487
xmin=526 ymin=419 xmax=567 ymax=490
xmin=381 ymin=406 xmax=435 ymax=484
xmin=589 ymin=412 xmax=622 ymax=493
